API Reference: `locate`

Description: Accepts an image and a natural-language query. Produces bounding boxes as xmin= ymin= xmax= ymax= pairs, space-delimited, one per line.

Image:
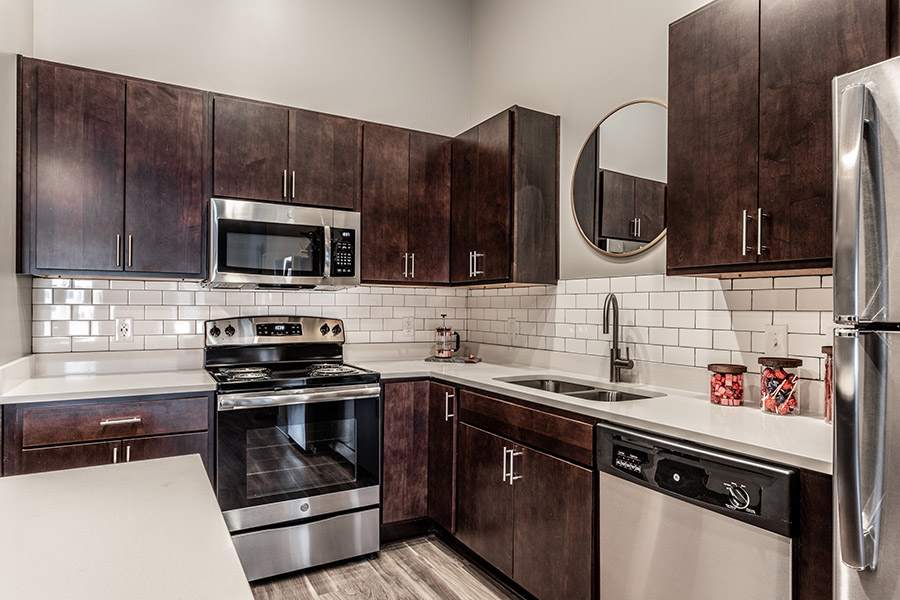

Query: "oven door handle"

xmin=217 ymin=384 xmax=381 ymax=410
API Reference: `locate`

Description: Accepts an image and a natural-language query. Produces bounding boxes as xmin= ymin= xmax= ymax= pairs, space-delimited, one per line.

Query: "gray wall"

xmin=469 ymin=0 xmax=711 ymax=279
xmin=32 ymin=0 xmax=472 ymax=136
xmin=0 ymin=0 xmax=34 ymax=364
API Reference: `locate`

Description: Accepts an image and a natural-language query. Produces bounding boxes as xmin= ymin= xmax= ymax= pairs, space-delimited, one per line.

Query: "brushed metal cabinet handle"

xmin=112 ymin=446 xmax=118 ymax=464
xmin=410 ymin=253 xmax=415 ymax=279
xmin=127 ymin=235 xmax=133 ymax=268
xmin=502 ymin=446 xmax=509 ymax=482
xmin=444 ymin=391 xmax=455 ymax=421
xmin=403 ymin=253 xmax=409 ymax=278
xmin=742 ymin=210 xmax=752 ymax=256
xmin=116 ymin=234 xmax=121 ymax=267
xmin=510 ymin=450 xmax=523 ymax=485
xmin=291 ymin=170 xmax=296 ymax=199
xmin=100 ymin=416 xmax=142 ymax=426
xmin=473 ymin=252 xmax=485 ymax=277
xmin=757 ymin=208 xmax=768 ymax=254
xmin=283 ymin=170 xmax=288 ymax=199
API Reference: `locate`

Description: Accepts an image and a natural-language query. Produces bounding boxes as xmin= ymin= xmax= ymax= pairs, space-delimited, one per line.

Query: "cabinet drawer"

xmin=21 ymin=396 xmax=209 ymax=448
xmin=124 ymin=432 xmax=209 ymax=471
xmin=458 ymin=391 xmax=594 ymax=466
xmin=19 ymin=440 xmax=121 ymax=475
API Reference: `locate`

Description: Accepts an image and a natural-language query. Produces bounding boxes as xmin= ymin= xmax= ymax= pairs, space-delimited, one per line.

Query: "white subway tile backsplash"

xmin=31 ymin=274 xmax=828 ymax=385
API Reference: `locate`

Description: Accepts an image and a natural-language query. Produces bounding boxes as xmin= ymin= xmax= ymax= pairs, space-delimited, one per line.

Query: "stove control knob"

xmin=224 ymin=325 xmax=235 ymax=337
xmin=332 ymin=324 xmax=342 ymax=336
xmin=320 ymin=323 xmax=330 ymax=336
xmin=209 ymin=326 xmax=221 ymax=338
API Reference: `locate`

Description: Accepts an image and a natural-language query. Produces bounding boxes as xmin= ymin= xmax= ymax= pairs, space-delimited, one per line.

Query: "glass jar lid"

xmin=707 ymin=363 xmax=747 ymax=374
xmin=758 ymin=356 xmax=803 ymax=368
xmin=821 ymin=346 xmax=832 ymax=355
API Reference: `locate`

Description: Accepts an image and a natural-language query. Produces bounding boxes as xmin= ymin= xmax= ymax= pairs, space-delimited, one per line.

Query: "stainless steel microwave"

xmin=205 ymin=198 xmax=360 ymax=290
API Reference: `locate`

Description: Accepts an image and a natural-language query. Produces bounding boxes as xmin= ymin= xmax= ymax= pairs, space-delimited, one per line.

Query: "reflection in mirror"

xmin=573 ymin=100 xmax=667 ymax=256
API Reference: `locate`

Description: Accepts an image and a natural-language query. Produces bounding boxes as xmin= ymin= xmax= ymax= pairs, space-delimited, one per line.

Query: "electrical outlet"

xmin=401 ymin=316 xmax=415 ymax=338
xmin=505 ymin=317 xmax=518 ymax=336
xmin=115 ymin=317 xmax=133 ymax=342
xmin=764 ymin=324 xmax=788 ymax=356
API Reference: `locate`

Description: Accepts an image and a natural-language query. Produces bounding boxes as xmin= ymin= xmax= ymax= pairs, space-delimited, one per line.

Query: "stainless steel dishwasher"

xmin=596 ymin=423 xmax=795 ymax=600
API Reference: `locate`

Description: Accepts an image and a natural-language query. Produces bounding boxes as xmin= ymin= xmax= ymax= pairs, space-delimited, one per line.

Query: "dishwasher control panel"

xmin=597 ymin=422 xmax=795 ymax=537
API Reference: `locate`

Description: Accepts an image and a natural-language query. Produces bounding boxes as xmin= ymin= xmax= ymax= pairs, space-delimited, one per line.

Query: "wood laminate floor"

xmin=252 ymin=535 xmax=522 ymax=600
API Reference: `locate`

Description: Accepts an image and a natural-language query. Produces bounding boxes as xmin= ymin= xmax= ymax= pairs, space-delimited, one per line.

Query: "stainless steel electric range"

xmin=205 ymin=315 xmax=381 ymax=581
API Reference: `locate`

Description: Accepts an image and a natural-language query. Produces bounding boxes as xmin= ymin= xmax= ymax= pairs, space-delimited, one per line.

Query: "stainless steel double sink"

xmin=494 ymin=375 xmax=663 ymax=403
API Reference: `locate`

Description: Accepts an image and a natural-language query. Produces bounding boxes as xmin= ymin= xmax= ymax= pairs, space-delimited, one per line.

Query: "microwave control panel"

xmin=332 ymin=228 xmax=356 ymax=277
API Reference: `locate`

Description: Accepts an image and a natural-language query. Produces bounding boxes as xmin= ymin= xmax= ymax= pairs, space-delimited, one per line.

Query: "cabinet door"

xmin=513 ymin=445 xmax=593 ymax=600
xmin=475 ymin=111 xmax=511 ymax=282
xmin=450 ymin=126 xmax=479 ymax=283
xmin=212 ymin=96 xmax=289 ymax=202
xmin=125 ymin=81 xmax=205 ymax=275
xmin=455 ymin=424 xmax=514 ymax=578
xmin=381 ymin=381 xmax=429 ymax=524
xmin=599 ymin=170 xmax=635 ymax=240
xmin=124 ymin=432 xmax=209 ymax=473
xmin=361 ymin=124 xmax=410 ymax=283
xmin=290 ymin=109 xmax=361 ymax=210
xmin=634 ymin=178 xmax=666 ymax=243
xmin=666 ymin=0 xmax=759 ymax=272
xmin=408 ymin=132 xmax=451 ymax=284
xmin=427 ymin=382 xmax=456 ymax=532
xmin=34 ymin=63 xmax=125 ymax=271
xmin=758 ymin=0 xmax=886 ymax=264
xmin=19 ymin=440 xmax=121 ymax=475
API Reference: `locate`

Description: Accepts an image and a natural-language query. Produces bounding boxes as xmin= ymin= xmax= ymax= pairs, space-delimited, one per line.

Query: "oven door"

xmin=208 ymin=198 xmax=333 ymax=288
xmin=216 ymin=384 xmax=380 ymax=532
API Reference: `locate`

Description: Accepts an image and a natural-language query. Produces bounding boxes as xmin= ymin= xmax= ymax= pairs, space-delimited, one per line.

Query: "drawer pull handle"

xmin=100 ymin=416 xmax=142 ymax=427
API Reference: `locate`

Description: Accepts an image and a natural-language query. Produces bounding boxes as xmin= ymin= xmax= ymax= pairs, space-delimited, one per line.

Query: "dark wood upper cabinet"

xmin=408 ymin=131 xmax=451 ymax=284
xmin=667 ymin=0 xmax=887 ymax=275
xmin=289 ymin=109 xmax=361 ymax=210
xmin=758 ymin=0 xmax=887 ymax=264
xmin=451 ymin=106 xmax=559 ymax=286
xmin=381 ymin=381 xmax=429 ymax=525
xmin=666 ymin=0 xmax=759 ymax=273
xmin=212 ymin=95 xmax=289 ymax=202
xmin=633 ymin=178 xmax=666 ymax=243
xmin=455 ymin=423 xmax=515 ymax=578
xmin=361 ymin=125 xmax=451 ymax=285
xmin=31 ymin=61 xmax=125 ymax=272
xmin=361 ymin=124 xmax=410 ymax=284
xmin=125 ymin=81 xmax=205 ymax=275
xmin=427 ymin=382 xmax=457 ymax=532
xmin=599 ymin=170 xmax=635 ymax=240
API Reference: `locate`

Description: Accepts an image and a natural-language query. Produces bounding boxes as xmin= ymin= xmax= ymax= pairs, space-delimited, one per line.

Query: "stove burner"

xmin=219 ymin=367 xmax=271 ymax=381
xmin=307 ymin=364 xmax=361 ymax=377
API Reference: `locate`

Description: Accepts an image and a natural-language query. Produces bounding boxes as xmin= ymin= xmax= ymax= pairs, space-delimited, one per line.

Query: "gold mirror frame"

xmin=571 ymin=98 xmax=668 ymax=258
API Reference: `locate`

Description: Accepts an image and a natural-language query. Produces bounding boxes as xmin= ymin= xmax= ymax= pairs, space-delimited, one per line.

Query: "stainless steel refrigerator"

xmin=833 ymin=55 xmax=900 ymax=600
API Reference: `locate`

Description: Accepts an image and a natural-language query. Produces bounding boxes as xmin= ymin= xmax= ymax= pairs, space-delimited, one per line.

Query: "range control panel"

xmin=256 ymin=323 xmax=303 ymax=336
xmin=332 ymin=228 xmax=356 ymax=277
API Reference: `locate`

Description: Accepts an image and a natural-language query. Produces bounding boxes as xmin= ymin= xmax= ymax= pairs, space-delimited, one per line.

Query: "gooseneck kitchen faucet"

xmin=603 ymin=293 xmax=634 ymax=383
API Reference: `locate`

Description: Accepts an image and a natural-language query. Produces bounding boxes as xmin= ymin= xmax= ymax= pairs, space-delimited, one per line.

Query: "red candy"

xmin=710 ymin=370 xmax=744 ymax=406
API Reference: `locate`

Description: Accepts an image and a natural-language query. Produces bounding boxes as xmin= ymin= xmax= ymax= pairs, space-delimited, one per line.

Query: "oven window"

xmin=218 ymin=219 xmax=325 ymax=277
xmin=217 ymin=396 xmax=379 ymax=512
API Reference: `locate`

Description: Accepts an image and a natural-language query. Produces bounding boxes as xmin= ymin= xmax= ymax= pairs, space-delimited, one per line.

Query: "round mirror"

xmin=572 ymin=100 xmax=667 ymax=256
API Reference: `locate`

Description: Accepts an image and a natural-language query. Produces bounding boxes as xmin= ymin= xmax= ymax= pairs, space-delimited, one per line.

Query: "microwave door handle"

xmin=324 ymin=225 xmax=332 ymax=279
xmin=282 ymin=256 xmax=293 ymax=277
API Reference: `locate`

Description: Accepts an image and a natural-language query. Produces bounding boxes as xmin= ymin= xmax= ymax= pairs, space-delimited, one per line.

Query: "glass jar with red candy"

xmin=759 ymin=357 xmax=803 ymax=415
xmin=707 ymin=364 xmax=747 ymax=406
xmin=822 ymin=346 xmax=833 ymax=424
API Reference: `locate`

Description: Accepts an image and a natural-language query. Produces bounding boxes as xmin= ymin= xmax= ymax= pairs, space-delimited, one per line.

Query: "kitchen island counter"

xmin=0 ymin=455 xmax=252 ymax=600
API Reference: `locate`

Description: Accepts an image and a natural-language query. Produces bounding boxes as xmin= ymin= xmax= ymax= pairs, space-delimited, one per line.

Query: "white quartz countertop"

xmin=0 ymin=455 xmax=252 ymax=600
xmin=0 ymin=369 xmax=215 ymax=404
xmin=356 ymin=359 xmax=834 ymax=475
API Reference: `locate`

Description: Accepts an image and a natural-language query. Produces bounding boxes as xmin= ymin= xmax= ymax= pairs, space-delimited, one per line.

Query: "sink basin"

xmin=510 ymin=379 xmax=595 ymax=394
xmin=565 ymin=389 xmax=650 ymax=402
xmin=494 ymin=375 xmax=664 ymax=403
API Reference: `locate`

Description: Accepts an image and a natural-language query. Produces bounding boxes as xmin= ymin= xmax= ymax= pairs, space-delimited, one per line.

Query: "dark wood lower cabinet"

xmin=125 ymin=432 xmax=209 ymax=470
xmin=513 ymin=446 xmax=592 ymax=600
xmin=455 ymin=424 xmax=515 ymax=578
xmin=427 ymin=382 xmax=457 ymax=532
xmin=381 ymin=381 xmax=429 ymax=524
xmin=20 ymin=440 xmax=121 ymax=475
xmin=794 ymin=469 xmax=833 ymax=600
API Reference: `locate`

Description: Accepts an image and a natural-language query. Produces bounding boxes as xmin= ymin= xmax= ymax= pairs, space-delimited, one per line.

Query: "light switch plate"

xmin=764 ymin=324 xmax=788 ymax=356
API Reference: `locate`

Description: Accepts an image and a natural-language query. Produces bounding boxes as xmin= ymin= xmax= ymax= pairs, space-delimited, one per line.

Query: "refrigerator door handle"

xmin=834 ymin=84 xmax=868 ymax=323
xmin=834 ymin=329 xmax=886 ymax=571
